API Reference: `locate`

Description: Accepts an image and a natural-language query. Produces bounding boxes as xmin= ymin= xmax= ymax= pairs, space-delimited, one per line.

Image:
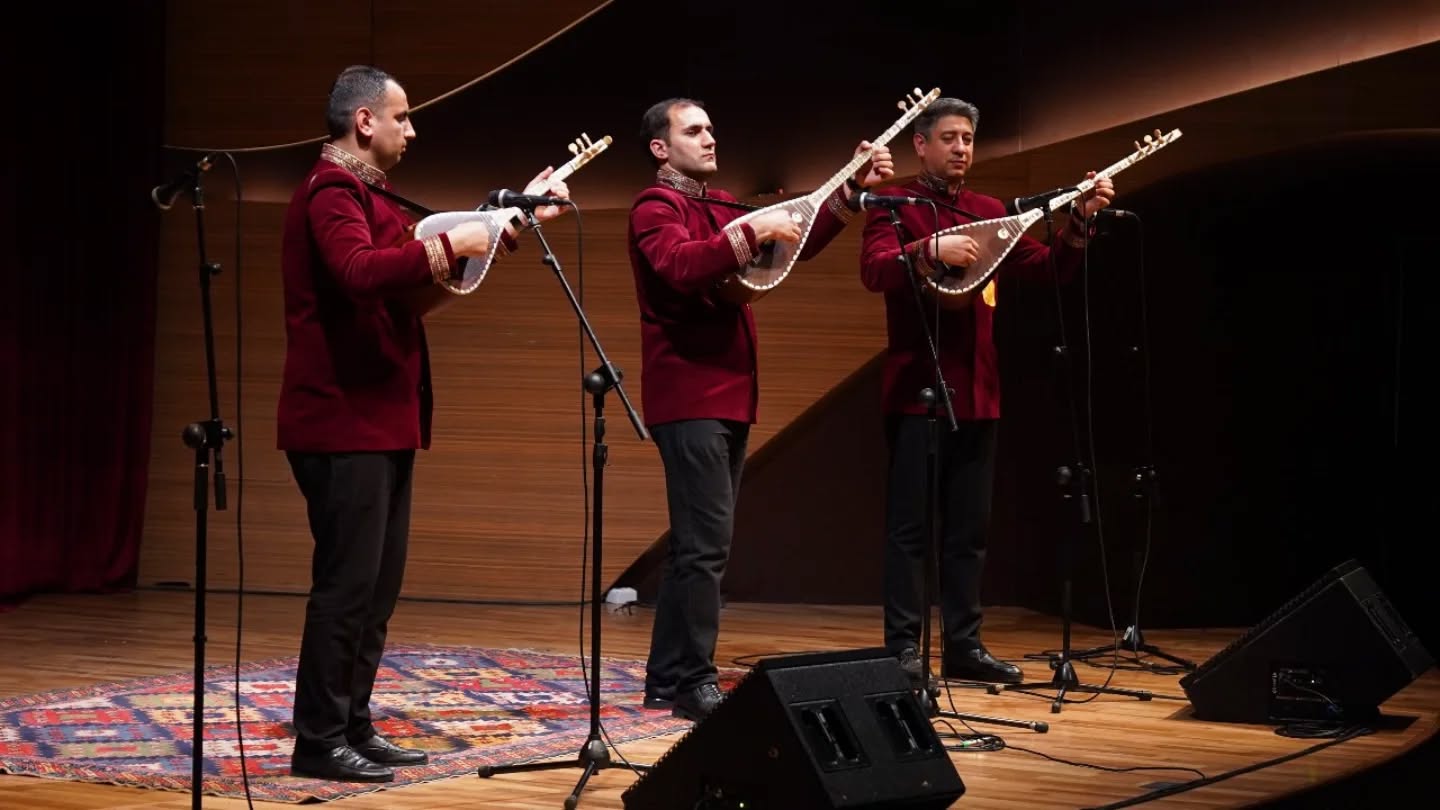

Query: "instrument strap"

xmin=679 ymin=194 xmax=761 ymax=213
xmin=925 ymin=196 xmax=985 ymax=223
xmin=363 ymin=182 xmax=439 ymax=218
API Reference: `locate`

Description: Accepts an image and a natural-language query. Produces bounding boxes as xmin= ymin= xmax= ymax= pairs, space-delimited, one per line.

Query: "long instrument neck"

xmin=812 ymin=106 xmax=931 ymax=201
xmin=1048 ymin=146 xmax=1156 ymax=212
xmin=551 ymin=157 xmax=584 ymax=183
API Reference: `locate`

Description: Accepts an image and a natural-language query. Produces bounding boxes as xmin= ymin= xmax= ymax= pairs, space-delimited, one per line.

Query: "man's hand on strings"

xmin=522 ymin=166 xmax=571 ymax=223
xmin=747 ymin=210 xmax=803 ymax=244
xmin=851 ymin=140 xmax=895 ymax=189
xmin=1073 ymin=171 xmax=1116 ymax=219
xmin=931 ymin=234 xmax=980 ymax=269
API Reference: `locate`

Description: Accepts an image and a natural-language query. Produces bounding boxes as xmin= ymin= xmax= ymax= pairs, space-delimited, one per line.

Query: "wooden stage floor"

xmin=1 ymin=591 xmax=1435 ymax=808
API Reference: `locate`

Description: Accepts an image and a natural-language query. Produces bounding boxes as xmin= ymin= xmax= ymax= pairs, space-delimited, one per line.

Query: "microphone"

xmin=1006 ymin=186 xmax=1076 ymax=216
xmin=1095 ymin=208 xmax=1136 ymax=219
xmin=855 ymin=192 xmax=926 ymax=210
xmin=486 ymin=189 xmax=571 ymax=209
xmin=151 ymin=153 xmax=216 ymax=211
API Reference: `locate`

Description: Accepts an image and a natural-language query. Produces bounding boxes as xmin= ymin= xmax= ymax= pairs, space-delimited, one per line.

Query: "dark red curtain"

xmin=0 ymin=4 xmax=166 ymax=607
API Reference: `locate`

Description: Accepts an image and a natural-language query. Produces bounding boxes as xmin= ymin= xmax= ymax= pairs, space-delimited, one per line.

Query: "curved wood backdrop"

xmin=140 ymin=1 xmax=1440 ymax=614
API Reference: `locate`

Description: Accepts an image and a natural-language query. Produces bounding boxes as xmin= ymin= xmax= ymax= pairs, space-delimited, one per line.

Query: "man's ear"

xmin=649 ymin=138 xmax=668 ymax=162
xmin=356 ymin=107 xmax=376 ymax=138
xmin=912 ymin=132 xmax=926 ymax=156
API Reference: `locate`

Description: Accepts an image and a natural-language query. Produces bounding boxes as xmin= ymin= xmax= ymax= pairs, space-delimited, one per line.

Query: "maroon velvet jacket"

xmin=629 ymin=167 xmax=856 ymax=426
xmin=276 ymin=144 xmax=461 ymax=453
xmin=859 ymin=178 xmax=1088 ymax=419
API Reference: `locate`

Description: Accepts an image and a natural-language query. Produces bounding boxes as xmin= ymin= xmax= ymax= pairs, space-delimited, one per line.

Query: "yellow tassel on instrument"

xmin=982 ymin=280 xmax=996 ymax=308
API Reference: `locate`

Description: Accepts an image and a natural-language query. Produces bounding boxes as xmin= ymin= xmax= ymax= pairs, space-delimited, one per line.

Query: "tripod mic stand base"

xmin=478 ymin=735 xmax=649 ymax=809
xmin=935 ymin=709 xmax=1049 ymax=733
xmin=939 ymin=677 xmax=1002 ymax=695
xmin=917 ymin=683 xmax=1048 ymax=732
xmin=1002 ymin=659 xmax=1153 ymax=714
xmin=1070 ymin=625 xmax=1198 ymax=671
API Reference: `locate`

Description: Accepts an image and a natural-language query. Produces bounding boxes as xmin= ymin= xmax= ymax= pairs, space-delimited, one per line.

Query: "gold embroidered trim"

xmin=908 ymin=239 xmax=939 ymax=274
xmin=422 ymin=235 xmax=451 ymax=285
xmin=724 ymin=224 xmax=754 ymax=268
xmin=917 ymin=170 xmax=960 ymax=197
xmin=320 ymin=143 xmax=386 ymax=187
xmin=825 ymin=188 xmax=856 ymax=223
xmin=656 ymin=164 xmax=707 ymax=197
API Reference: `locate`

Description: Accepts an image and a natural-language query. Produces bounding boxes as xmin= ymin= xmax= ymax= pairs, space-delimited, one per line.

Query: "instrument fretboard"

xmin=1049 ymin=129 xmax=1183 ymax=212
xmin=811 ymin=89 xmax=940 ymax=204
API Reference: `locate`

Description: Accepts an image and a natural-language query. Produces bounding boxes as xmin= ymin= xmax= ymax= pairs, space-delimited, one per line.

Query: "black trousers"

xmin=882 ymin=415 xmax=997 ymax=664
xmin=285 ymin=450 xmax=415 ymax=754
xmin=645 ymin=419 xmax=749 ymax=697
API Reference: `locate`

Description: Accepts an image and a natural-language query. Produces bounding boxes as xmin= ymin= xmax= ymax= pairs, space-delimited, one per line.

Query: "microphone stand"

xmin=173 ymin=166 xmax=234 ymax=809
xmin=477 ymin=207 xmax=650 ymax=809
xmin=888 ymin=207 xmax=1046 ymax=734
xmin=1069 ymin=465 xmax=1194 ymax=671
xmin=1000 ymin=207 xmax=1152 ymax=712
xmin=1068 ymin=212 xmax=1195 ymax=672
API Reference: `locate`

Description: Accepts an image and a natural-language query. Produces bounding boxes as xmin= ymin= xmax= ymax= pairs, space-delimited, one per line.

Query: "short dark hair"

xmin=326 ymin=65 xmax=397 ymax=140
xmin=641 ymin=97 xmax=704 ymax=164
xmin=913 ymin=97 xmax=979 ymax=140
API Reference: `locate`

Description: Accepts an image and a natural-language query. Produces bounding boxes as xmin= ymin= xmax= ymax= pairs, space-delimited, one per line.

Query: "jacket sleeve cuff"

xmin=425 ymin=234 xmax=454 ymax=283
xmin=724 ymin=222 xmax=758 ymax=268
xmin=826 ymin=187 xmax=858 ymax=224
xmin=905 ymin=238 xmax=942 ymax=274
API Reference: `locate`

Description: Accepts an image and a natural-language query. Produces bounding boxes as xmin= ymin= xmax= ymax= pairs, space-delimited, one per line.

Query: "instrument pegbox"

xmin=899 ymin=87 xmax=926 ymax=110
xmin=1136 ymin=128 xmax=1176 ymax=155
xmin=569 ymin=133 xmax=613 ymax=158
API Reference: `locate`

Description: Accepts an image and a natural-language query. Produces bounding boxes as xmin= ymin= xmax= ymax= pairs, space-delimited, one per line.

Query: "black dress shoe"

xmin=642 ymin=688 xmax=674 ymax=710
xmin=290 ymin=745 xmax=394 ymax=782
xmin=351 ymin=733 xmax=429 ymax=766
xmin=896 ymin=647 xmax=926 ymax=685
xmin=943 ymin=648 xmax=1024 ymax=684
xmin=672 ymin=683 xmax=723 ymax=722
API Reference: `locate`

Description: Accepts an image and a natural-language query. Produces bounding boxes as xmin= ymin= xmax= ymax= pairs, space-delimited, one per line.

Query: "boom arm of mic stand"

xmin=521 ymin=210 xmax=648 ymax=441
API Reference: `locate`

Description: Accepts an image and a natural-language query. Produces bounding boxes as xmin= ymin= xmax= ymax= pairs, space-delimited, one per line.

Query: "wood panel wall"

xmin=162 ymin=0 xmax=612 ymax=149
xmin=139 ymin=0 xmax=1440 ymax=604
xmin=142 ymin=204 xmax=887 ymax=600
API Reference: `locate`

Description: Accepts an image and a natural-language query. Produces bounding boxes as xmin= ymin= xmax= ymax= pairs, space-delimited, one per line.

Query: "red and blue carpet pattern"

xmin=0 ymin=644 xmax=696 ymax=802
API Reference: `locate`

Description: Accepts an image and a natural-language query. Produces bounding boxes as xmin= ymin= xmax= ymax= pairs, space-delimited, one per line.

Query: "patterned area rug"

xmin=0 ymin=644 xmax=698 ymax=802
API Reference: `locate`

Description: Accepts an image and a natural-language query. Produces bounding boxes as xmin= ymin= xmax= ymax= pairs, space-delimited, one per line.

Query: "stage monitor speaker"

xmin=621 ymin=647 xmax=965 ymax=810
xmin=1179 ymin=559 xmax=1433 ymax=724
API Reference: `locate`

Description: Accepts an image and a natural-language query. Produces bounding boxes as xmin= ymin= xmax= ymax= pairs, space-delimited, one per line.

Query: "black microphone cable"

xmin=219 ymin=149 xmax=258 ymax=810
xmin=561 ymin=202 xmax=647 ymax=777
